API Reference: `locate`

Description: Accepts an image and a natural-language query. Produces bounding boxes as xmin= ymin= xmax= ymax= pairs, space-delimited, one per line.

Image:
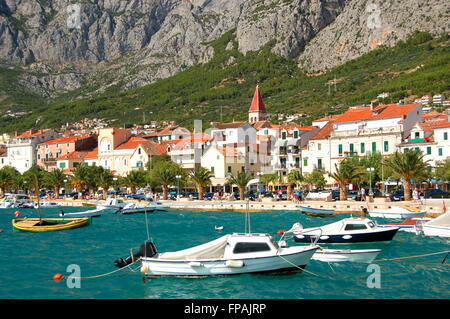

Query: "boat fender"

xmin=319 ymin=235 xmax=330 ymax=240
xmin=362 ymin=208 xmax=369 ymax=214
xmin=276 ymin=230 xmax=285 ymax=235
xmin=342 ymin=235 xmax=352 ymax=240
xmin=225 ymin=260 xmax=245 ymax=268
xmin=140 ymin=264 xmax=149 ymax=274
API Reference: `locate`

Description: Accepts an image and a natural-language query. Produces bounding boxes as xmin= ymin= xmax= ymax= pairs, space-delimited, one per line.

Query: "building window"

xmin=360 ymin=143 xmax=365 ymax=153
xmin=282 ymin=132 xmax=287 ymax=140
xmin=228 ymin=166 xmax=232 ymax=173
xmin=138 ymin=148 xmax=141 ymax=155
xmin=372 ymin=142 xmax=376 ymax=153
xmin=415 ymin=132 xmax=420 ymax=138
xmin=264 ymin=129 xmax=268 ymax=135
xmin=59 ymin=162 xmax=66 ymax=169
xmin=211 ymin=167 xmax=215 ymax=173
xmin=303 ymin=159 xmax=308 ymax=167
xmin=318 ymin=143 xmax=321 ymax=151
xmin=384 ymin=141 xmax=389 ymax=152
xmin=293 ymin=131 xmax=298 ymax=139
xmin=438 ymin=148 xmax=443 ymax=156
xmin=338 ymin=144 xmax=343 ymax=156
xmin=427 ymin=146 xmax=432 ymax=155
xmin=349 ymin=143 xmax=354 ymax=153
xmin=444 ymin=132 xmax=448 ymax=140
xmin=317 ymin=159 xmax=323 ymax=170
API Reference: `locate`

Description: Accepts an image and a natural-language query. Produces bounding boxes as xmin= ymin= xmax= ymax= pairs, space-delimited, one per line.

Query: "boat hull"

xmin=294 ymin=227 xmax=399 ymax=244
xmin=421 ymin=225 xmax=450 ymax=238
xmin=312 ymin=249 xmax=381 ymax=263
xmin=12 ymin=218 xmax=90 ymax=232
xmin=120 ymin=208 xmax=155 ymax=215
xmin=299 ymin=206 xmax=334 ymax=217
xmin=141 ymin=246 xmax=319 ymax=277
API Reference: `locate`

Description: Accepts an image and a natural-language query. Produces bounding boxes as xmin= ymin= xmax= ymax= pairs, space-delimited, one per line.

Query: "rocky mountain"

xmin=0 ymin=0 xmax=448 ymax=101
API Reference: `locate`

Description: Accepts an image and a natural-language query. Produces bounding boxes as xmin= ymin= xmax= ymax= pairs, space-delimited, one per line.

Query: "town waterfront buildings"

xmin=1 ymin=87 xmax=449 ymax=193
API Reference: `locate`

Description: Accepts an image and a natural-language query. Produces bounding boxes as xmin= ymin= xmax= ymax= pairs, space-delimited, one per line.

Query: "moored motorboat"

xmin=12 ymin=217 xmax=90 ymax=232
xmin=0 ymin=199 xmax=17 ymax=208
xmin=299 ymin=205 xmax=334 ymax=217
xmin=98 ymin=198 xmax=128 ymax=210
xmin=118 ymin=203 xmax=155 ymax=214
xmin=290 ymin=217 xmax=399 ymax=244
xmin=116 ymin=233 xmax=319 ymax=277
xmin=364 ymin=205 xmax=426 ymax=219
xmin=147 ymin=198 xmax=169 ymax=211
xmin=311 ymin=248 xmax=381 ymax=263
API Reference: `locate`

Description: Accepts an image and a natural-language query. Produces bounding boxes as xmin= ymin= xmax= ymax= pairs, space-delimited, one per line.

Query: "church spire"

xmin=248 ymin=85 xmax=267 ymax=123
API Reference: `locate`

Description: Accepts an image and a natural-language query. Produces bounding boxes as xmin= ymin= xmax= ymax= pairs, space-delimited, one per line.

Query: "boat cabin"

xmin=223 ymin=233 xmax=280 ymax=259
xmin=339 ymin=218 xmax=377 ymax=232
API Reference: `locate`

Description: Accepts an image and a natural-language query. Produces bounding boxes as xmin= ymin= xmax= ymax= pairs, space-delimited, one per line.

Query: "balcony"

xmin=331 ymin=126 xmax=402 ymax=138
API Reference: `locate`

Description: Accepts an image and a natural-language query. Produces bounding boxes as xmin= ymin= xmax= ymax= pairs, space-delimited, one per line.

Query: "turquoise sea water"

xmin=0 ymin=206 xmax=449 ymax=299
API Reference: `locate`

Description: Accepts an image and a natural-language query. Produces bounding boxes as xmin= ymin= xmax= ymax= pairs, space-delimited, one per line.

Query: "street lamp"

xmin=63 ymin=179 xmax=68 ymax=197
xmin=176 ymin=175 xmax=182 ymax=200
xmin=367 ymin=167 xmax=375 ymax=196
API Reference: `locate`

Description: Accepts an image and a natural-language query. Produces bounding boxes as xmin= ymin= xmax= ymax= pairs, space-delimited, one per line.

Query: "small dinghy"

xmin=117 ymin=233 xmax=319 ymax=277
xmin=12 ymin=217 xmax=90 ymax=232
xmin=311 ymin=248 xmax=381 ymax=263
xmin=59 ymin=207 xmax=106 ymax=218
xmin=215 ymin=225 xmax=224 ymax=231
xmin=118 ymin=203 xmax=155 ymax=215
xmin=299 ymin=205 xmax=334 ymax=217
xmin=290 ymin=217 xmax=399 ymax=244
xmin=364 ymin=205 xmax=426 ymax=219
xmin=416 ymin=210 xmax=450 ymax=238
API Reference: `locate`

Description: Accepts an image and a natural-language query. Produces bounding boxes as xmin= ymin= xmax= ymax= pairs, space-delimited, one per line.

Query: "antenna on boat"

xmin=245 ymin=200 xmax=251 ymax=234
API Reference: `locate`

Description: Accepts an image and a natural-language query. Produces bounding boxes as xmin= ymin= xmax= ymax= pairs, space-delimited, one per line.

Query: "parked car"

xmin=203 ymin=193 xmax=214 ymax=200
xmin=331 ymin=190 xmax=340 ymax=201
xmin=424 ymin=189 xmax=450 ymax=199
xmin=245 ymin=191 xmax=257 ymax=201
xmin=390 ymin=189 xmax=412 ymax=201
xmin=347 ymin=190 xmax=361 ymax=201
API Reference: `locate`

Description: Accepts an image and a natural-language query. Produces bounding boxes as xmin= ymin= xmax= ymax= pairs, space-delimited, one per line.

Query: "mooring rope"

xmin=55 ymin=258 xmax=142 ymax=281
xmin=276 ymin=253 xmax=322 ymax=277
xmin=374 ymin=250 xmax=450 ymax=263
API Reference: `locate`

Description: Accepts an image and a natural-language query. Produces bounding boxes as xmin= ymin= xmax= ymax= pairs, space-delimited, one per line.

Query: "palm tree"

xmin=23 ymin=165 xmax=47 ymax=220
xmin=259 ymin=173 xmax=278 ymax=192
xmin=122 ymin=170 xmax=147 ymax=194
xmin=189 ymin=167 xmax=213 ymax=200
xmin=71 ymin=166 xmax=90 ymax=198
xmin=149 ymin=161 xmax=184 ymax=200
xmin=329 ymin=161 xmax=365 ymax=201
xmin=97 ymin=168 xmax=114 ymax=199
xmin=385 ymin=149 xmax=430 ymax=201
xmin=227 ymin=171 xmax=252 ymax=201
xmin=287 ymin=170 xmax=304 ymax=199
xmin=44 ymin=169 xmax=66 ymax=198
xmin=0 ymin=167 xmax=16 ymax=196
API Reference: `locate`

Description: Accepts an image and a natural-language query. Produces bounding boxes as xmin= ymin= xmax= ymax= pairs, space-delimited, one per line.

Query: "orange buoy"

xmin=0 ymin=229 xmax=3 ymax=233
xmin=276 ymin=230 xmax=285 ymax=235
xmin=52 ymin=274 xmax=64 ymax=281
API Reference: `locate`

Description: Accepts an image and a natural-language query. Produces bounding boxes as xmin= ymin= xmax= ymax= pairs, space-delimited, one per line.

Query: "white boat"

xmin=311 ymin=248 xmax=381 ymax=263
xmin=416 ymin=211 xmax=450 ymax=238
xmin=39 ymin=202 xmax=61 ymax=208
xmin=365 ymin=205 xmax=426 ymax=219
xmin=0 ymin=199 xmax=17 ymax=208
xmin=98 ymin=198 xmax=128 ymax=210
xmin=147 ymin=198 xmax=169 ymax=211
xmin=134 ymin=233 xmax=319 ymax=277
xmin=291 ymin=217 xmax=399 ymax=244
xmin=118 ymin=203 xmax=156 ymax=215
xmin=59 ymin=207 xmax=106 ymax=218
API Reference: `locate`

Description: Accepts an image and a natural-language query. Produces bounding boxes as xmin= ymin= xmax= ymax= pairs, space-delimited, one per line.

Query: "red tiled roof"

xmin=115 ymin=137 xmax=150 ymax=150
xmin=17 ymin=129 xmax=50 ymax=138
xmin=334 ymin=103 xmax=420 ymax=124
xmin=248 ymin=85 xmax=266 ymax=112
xmin=84 ymin=149 xmax=98 ymax=160
xmin=311 ymin=120 xmax=335 ymax=140
xmin=56 ymin=151 xmax=90 ymax=161
xmin=40 ymin=135 xmax=92 ymax=145
xmin=116 ymin=136 xmax=167 ymax=155
xmin=213 ymin=121 xmax=248 ymax=129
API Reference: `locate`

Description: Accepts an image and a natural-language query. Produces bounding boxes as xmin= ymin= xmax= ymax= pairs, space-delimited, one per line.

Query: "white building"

xmin=6 ymin=129 xmax=60 ymax=173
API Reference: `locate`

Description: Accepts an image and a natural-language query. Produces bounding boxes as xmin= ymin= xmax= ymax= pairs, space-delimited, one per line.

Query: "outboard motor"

xmin=362 ymin=208 xmax=369 ymax=214
xmin=114 ymin=241 xmax=158 ymax=268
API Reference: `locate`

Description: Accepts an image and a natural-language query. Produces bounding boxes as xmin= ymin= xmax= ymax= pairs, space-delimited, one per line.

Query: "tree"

xmin=329 ymin=160 xmax=365 ymax=201
xmin=122 ymin=170 xmax=147 ymax=194
xmin=304 ymin=170 xmax=326 ymax=190
xmin=227 ymin=171 xmax=252 ymax=201
xmin=97 ymin=168 xmax=115 ymax=199
xmin=44 ymin=169 xmax=67 ymax=198
xmin=0 ymin=166 xmax=21 ymax=195
xmin=385 ymin=149 xmax=430 ymax=201
xmin=435 ymin=158 xmax=450 ymax=182
xmin=189 ymin=167 xmax=213 ymax=200
xmin=259 ymin=173 xmax=278 ymax=191
xmin=148 ymin=161 xmax=184 ymax=200
xmin=71 ymin=166 xmax=90 ymax=197
xmin=287 ymin=170 xmax=304 ymax=199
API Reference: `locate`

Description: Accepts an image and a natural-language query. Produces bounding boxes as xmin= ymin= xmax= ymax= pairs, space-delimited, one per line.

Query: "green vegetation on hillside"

xmin=0 ymin=30 xmax=448 ymax=133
